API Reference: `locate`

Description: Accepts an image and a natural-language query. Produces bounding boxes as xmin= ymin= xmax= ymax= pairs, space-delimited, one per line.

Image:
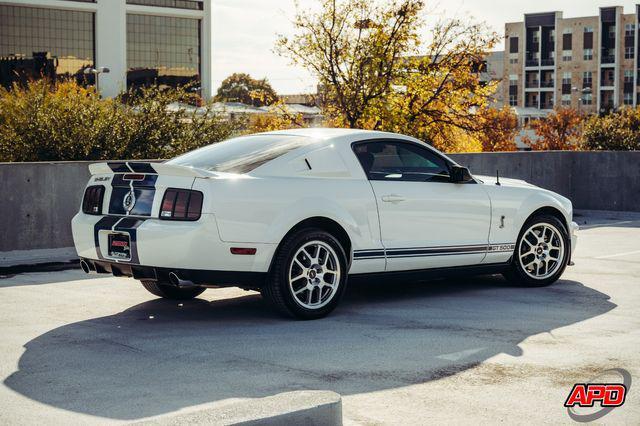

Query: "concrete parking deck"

xmin=1 ymin=210 xmax=639 ymax=424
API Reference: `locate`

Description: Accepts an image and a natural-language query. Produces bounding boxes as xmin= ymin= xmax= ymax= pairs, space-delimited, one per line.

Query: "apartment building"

xmin=504 ymin=5 xmax=640 ymax=114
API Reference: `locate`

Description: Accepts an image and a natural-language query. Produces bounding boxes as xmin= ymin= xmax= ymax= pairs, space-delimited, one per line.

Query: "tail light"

xmin=82 ymin=185 xmax=105 ymax=215
xmin=160 ymin=188 xmax=203 ymax=221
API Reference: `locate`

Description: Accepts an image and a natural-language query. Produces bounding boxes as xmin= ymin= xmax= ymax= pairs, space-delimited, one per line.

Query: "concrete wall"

xmin=0 ymin=152 xmax=638 ymax=257
xmin=0 ymin=161 xmax=92 ymax=252
xmin=449 ymin=151 xmax=640 ymax=212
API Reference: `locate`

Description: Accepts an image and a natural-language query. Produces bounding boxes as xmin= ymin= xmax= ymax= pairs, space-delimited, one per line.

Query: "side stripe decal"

xmin=353 ymin=243 xmax=516 ymax=260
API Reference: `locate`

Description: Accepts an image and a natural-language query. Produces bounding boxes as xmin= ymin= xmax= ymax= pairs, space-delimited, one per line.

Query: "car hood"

xmin=474 ymin=175 xmax=539 ymax=189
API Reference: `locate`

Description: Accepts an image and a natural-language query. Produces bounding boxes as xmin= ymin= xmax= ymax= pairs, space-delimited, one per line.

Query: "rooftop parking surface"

xmin=1 ymin=210 xmax=639 ymax=424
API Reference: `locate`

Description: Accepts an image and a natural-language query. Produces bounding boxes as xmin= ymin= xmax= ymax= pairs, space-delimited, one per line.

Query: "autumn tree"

xmin=214 ymin=73 xmax=278 ymax=106
xmin=525 ymin=107 xmax=583 ymax=150
xmin=583 ymin=107 xmax=640 ymax=150
xmin=277 ymin=0 xmax=424 ymax=128
xmin=366 ymin=19 xmax=502 ymax=151
xmin=277 ymin=0 xmax=502 ymax=152
xmin=476 ymin=107 xmax=518 ymax=152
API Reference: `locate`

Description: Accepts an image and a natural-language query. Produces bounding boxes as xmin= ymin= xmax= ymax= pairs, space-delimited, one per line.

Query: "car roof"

xmin=260 ymin=128 xmax=413 ymax=142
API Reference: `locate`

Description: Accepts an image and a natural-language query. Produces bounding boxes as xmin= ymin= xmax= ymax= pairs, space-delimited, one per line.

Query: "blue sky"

xmin=211 ymin=0 xmax=640 ymax=95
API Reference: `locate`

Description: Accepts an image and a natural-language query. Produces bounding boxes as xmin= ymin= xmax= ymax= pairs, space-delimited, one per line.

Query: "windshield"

xmin=167 ymin=134 xmax=313 ymax=174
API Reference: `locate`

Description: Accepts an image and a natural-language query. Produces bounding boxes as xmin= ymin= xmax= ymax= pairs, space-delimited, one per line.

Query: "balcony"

xmin=525 ymin=102 xmax=539 ymax=108
xmin=526 ymin=80 xmax=540 ymax=88
xmin=540 ymin=58 xmax=555 ymax=66
xmin=541 ymin=103 xmax=554 ymax=109
xmin=601 ymin=55 xmax=615 ymax=64
xmin=540 ymin=80 xmax=554 ymax=88
xmin=525 ymin=53 xmax=539 ymax=67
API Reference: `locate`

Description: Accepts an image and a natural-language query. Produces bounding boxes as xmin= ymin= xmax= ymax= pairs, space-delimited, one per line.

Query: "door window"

xmin=353 ymin=141 xmax=450 ymax=182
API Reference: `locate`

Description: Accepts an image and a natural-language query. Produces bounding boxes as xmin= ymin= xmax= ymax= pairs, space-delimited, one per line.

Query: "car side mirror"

xmin=450 ymin=165 xmax=473 ymax=183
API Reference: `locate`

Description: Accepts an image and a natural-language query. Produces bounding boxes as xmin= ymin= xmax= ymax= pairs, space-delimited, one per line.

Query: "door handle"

xmin=381 ymin=194 xmax=406 ymax=203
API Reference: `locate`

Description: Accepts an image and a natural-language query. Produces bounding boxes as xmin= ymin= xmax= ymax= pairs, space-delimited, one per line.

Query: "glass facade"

xmin=127 ymin=0 xmax=203 ymax=11
xmin=126 ymin=14 xmax=201 ymax=91
xmin=0 ymin=5 xmax=95 ymax=88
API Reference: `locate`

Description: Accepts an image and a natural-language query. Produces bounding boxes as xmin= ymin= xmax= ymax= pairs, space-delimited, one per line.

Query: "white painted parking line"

xmin=594 ymin=250 xmax=640 ymax=259
xmin=436 ymin=347 xmax=484 ymax=361
xmin=580 ymin=221 xmax=634 ymax=229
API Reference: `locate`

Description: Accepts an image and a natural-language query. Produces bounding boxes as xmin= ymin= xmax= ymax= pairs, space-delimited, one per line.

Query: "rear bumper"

xmin=81 ymin=257 xmax=266 ymax=289
xmin=72 ymin=212 xmax=277 ymax=273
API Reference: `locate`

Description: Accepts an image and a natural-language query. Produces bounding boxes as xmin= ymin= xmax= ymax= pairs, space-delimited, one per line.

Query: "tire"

xmin=503 ymin=214 xmax=570 ymax=287
xmin=141 ymin=280 xmax=206 ymax=300
xmin=262 ymin=228 xmax=348 ymax=320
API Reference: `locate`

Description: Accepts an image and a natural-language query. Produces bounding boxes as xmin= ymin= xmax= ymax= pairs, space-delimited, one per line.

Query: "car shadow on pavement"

xmin=4 ymin=275 xmax=615 ymax=420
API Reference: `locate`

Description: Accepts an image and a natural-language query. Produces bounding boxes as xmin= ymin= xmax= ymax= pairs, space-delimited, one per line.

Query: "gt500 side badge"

xmin=488 ymin=243 xmax=516 ymax=252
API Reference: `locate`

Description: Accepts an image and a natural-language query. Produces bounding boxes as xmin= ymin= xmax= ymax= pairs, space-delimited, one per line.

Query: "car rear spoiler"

xmin=88 ymin=162 xmax=216 ymax=178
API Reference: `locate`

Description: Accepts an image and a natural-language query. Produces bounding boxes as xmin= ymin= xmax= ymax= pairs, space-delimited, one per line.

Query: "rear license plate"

xmin=108 ymin=233 xmax=131 ymax=260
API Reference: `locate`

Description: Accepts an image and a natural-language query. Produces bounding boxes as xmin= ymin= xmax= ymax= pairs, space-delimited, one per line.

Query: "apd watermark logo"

xmin=564 ymin=368 xmax=631 ymax=422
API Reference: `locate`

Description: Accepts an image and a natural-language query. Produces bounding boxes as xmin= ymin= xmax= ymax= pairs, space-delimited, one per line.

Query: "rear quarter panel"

xmin=192 ymin=176 xmax=380 ymax=252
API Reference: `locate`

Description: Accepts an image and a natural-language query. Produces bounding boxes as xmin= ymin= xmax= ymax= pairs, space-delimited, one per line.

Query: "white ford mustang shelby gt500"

xmin=73 ymin=128 xmax=578 ymax=319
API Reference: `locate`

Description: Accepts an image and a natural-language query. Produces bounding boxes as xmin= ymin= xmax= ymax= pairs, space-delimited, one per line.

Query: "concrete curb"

xmin=133 ymin=390 xmax=342 ymax=426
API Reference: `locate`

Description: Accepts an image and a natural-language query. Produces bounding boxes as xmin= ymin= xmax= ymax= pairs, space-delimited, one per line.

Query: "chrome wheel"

xmin=288 ymin=240 xmax=341 ymax=310
xmin=518 ymin=223 xmax=565 ymax=280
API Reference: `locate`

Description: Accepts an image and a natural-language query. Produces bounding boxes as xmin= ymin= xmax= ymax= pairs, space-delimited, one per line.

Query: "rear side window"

xmin=353 ymin=141 xmax=451 ymax=182
xmin=167 ymin=135 xmax=313 ymax=174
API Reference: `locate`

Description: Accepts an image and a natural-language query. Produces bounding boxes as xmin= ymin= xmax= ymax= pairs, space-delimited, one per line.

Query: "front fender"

xmin=485 ymin=186 xmax=572 ymax=246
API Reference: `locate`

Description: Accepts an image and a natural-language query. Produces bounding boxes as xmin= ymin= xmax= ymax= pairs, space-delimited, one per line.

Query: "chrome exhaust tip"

xmin=80 ymin=260 xmax=92 ymax=274
xmin=168 ymin=271 xmax=196 ymax=287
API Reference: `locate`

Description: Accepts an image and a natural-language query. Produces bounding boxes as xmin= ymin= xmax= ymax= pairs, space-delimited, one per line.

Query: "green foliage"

xmin=214 ymin=73 xmax=278 ymax=106
xmin=583 ymin=107 xmax=640 ymax=151
xmin=0 ymin=79 xmax=245 ymax=162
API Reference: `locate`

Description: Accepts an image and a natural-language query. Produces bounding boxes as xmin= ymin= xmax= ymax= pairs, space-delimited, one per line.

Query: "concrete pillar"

xmin=201 ymin=0 xmax=213 ymax=99
xmin=95 ymin=0 xmax=127 ymax=98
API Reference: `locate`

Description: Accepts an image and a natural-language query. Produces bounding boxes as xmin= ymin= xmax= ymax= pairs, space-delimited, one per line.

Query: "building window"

xmin=583 ymin=71 xmax=592 ymax=87
xmin=582 ymin=93 xmax=593 ymax=105
xmin=0 ymin=5 xmax=95 ymax=89
xmin=509 ymin=94 xmax=518 ymax=106
xmin=584 ymin=26 xmax=594 ymax=33
xmin=126 ymin=14 xmax=201 ymax=91
xmin=623 ymin=92 xmax=633 ymax=105
xmin=583 ymin=48 xmax=593 ymax=60
xmin=562 ymin=50 xmax=572 ymax=61
xmin=608 ymin=26 xmax=616 ymax=39
xmin=561 ymin=94 xmax=571 ymax=106
xmin=624 ymin=70 xmax=634 ymax=83
xmin=562 ymin=72 xmax=571 ymax=85
xmin=509 ymin=36 xmax=519 ymax=53
xmin=625 ymin=23 xmax=636 ymax=37
xmin=509 ymin=57 xmax=518 ymax=64
xmin=126 ymin=0 xmax=204 ymax=10
xmin=625 ymin=47 xmax=634 ymax=59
